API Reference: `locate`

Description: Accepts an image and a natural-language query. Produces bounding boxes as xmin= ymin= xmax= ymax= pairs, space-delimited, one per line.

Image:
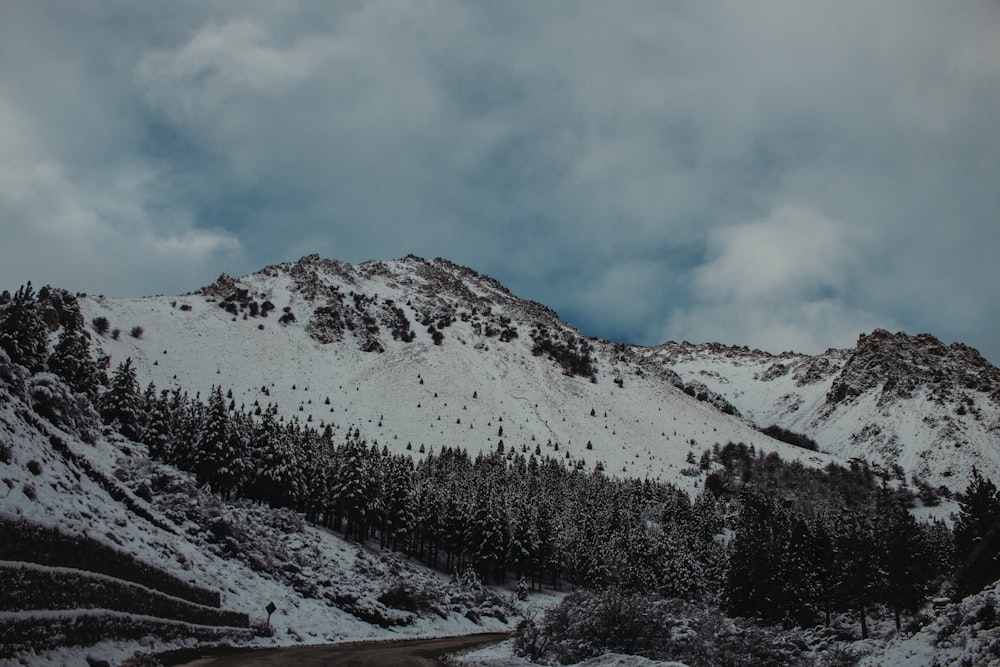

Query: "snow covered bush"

xmin=514 ymin=589 xmax=813 ymax=666
xmin=378 ymin=581 xmax=446 ymax=616
xmin=116 ymin=460 xmax=319 ymax=583
xmin=0 ymin=347 xmax=28 ymax=396
xmin=526 ymin=589 xmax=669 ymax=663
xmin=328 ymin=590 xmax=415 ymax=628
xmin=855 ymin=583 xmax=1000 ymax=667
xmin=446 ymin=566 xmax=511 ymax=623
xmin=28 ymin=372 xmax=101 ymax=444
xmin=120 ymin=655 xmax=165 ymax=667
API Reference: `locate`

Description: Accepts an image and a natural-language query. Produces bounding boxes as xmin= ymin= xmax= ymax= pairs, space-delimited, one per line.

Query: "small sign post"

xmin=266 ymin=601 xmax=277 ymax=631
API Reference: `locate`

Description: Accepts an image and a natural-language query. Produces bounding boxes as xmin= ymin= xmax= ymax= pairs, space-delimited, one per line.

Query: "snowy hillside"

xmin=0 ymin=354 xmax=512 ymax=665
xmin=640 ymin=330 xmax=1000 ymax=490
xmin=79 ymin=254 xmax=835 ymax=491
xmin=7 ymin=257 xmax=1000 ymax=666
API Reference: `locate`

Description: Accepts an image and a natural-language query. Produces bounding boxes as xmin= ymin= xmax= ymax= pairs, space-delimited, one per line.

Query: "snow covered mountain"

xmin=79 ymin=254 xmax=998 ymax=491
xmin=640 ymin=330 xmax=1000 ymax=490
xmin=8 ymin=253 xmax=1000 ymax=664
xmin=77 ymin=254 xmax=834 ymax=493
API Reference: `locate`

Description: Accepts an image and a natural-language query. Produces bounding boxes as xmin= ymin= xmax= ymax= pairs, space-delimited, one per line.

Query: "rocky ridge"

xmin=642 ymin=330 xmax=1000 ymax=489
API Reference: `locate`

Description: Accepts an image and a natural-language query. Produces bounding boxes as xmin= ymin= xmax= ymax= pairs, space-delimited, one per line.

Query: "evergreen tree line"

xmin=114 ymin=370 xmax=725 ymax=597
xmin=705 ymin=440 xmax=893 ymax=515
xmin=0 ymin=284 xmax=108 ymax=398
xmin=705 ymin=442 xmax=958 ymax=635
xmin=102 ymin=362 xmax=993 ymax=637
xmin=5 ymin=282 xmax=1000 ymax=637
xmin=724 ymin=485 xmax=952 ymax=636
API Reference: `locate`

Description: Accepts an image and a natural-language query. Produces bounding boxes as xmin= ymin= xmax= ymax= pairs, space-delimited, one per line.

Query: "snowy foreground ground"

xmin=452 ymin=640 xmax=687 ymax=667
xmin=450 ymin=584 xmax=1000 ymax=667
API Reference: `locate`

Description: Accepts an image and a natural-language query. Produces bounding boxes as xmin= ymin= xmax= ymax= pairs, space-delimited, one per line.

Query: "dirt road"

xmin=170 ymin=633 xmax=510 ymax=667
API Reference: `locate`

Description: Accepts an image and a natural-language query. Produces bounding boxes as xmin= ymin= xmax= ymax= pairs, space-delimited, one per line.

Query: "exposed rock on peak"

xmin=640 ymin=328 xmax=1000 ymax=487
xmin=827 ymin=329 xmax=1000 ymax=407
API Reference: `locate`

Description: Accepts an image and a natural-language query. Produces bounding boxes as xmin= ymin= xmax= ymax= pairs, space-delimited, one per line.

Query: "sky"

xmin=1 ymin=1 xmax=998 ymax=363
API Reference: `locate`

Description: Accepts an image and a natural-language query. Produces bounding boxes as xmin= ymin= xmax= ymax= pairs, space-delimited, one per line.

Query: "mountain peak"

xmin=196 ymin=254 xmax=568 ymax=359
xmin=76 ymin=254 xmax=846 ymax=488
xmin=827 ymin=329 xmax=1000 ymax=407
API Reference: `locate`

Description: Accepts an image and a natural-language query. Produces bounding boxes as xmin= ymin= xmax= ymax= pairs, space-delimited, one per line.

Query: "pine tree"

xmin=617 ymin=516 xmax=658 ymax=593
xmin=333 ymin=437 xmax=374 ymax=541
xmin=923 ymin=518 xmax=955 ymax=590
xmin=834 ymin=510 xmax=882 ymax=639
xmin=245 ymin=411 xmax=295 ymax=507
xmin=380 ymin=454 xmax=415 ymax=552
xmin=563 ymin=484 xmax=615 ymax=587
xmin=167 ymin=389 xmax=199 ymax=470
xmin=364 ymin=443 xmax=386 ymax=540
xmin=412 ymin=464 xmax=445 ymax=566
xmin=48 ymin=317 xmax=107 ymax=399
xmin=725 ymin=488 xmax=780 ymax=621
xmin=809 ymin=515 xmax=839 ymax=627
xmin=442 ymin=491 xmax=470 ymax=572
xmin=876 ymin=488 xmax=931 ymax=632
xmin=227 ymin=409 xmax=254 ymax=498
xmin=193 ymin=385 xmax=246 ymax=498
xmin=469 ymin=481 xmax=509 ymax=583
xmin=779 ymin=513 xmax=821 ymax=626
xmin=953 ymin=468 xmax=1000 ymax=598
xmin=508 ymin=497 xmax=541 ymax=587
xmin=655 ymin=522 xmax=714 ymax=600
xmin=0 ymin=283 xmax=49 ymax=373
xmin=299 ymin=427 xmax=331 ymax=523
xmin=139 ymin=384 xmax=174 ymax=460
xmin=100 ymin=358 xmax=142 ymax=440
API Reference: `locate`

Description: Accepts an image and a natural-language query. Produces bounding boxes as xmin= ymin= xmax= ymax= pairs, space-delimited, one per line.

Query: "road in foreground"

xmin=172 ymin=633 xmax=511 ymax=667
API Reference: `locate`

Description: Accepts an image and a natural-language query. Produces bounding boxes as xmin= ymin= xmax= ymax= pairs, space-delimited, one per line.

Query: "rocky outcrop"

xmin=826 ymin=329 xmax=1000 ymax=407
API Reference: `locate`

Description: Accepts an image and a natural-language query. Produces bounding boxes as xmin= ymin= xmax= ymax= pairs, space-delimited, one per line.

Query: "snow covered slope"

xmin=75 ymin=254 xmax=1000 ymax=490
xmin=0 ymin=353 xmax=511 ymax=665
xmin=640 ymin=330 xmax=1000 ymax=489
xmin=79 ymin=255 xmax=835 ymax=492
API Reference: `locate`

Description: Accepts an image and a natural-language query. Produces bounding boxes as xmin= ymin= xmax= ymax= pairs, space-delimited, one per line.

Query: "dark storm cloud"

xmin=1 ymin=1 xmax=998 ymax=361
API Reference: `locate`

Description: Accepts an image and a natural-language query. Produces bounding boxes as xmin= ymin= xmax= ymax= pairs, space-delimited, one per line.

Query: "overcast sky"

xmin=2 ymin=2 xmax=998 ymax=362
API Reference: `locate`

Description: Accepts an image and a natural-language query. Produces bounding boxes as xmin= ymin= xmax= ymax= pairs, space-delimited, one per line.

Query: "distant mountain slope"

xmin=640 ymin=330 xmax=1000 ymax=489
xmin=78 ymin=255 xmax=834 ymax=490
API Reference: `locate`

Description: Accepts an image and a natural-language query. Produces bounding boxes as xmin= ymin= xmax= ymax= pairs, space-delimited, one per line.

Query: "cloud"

xmin=0 ymin=99 xmax=241 ymax=296
xmin=663 ymin=204 xmax=896 ymax=354
xmin=1 ymin=1 xmax=998 ymax=362
xmin=136 ymin=19 xmax=339 ymax=131
xmin=694 ymin=204 xmax=861 ymax=302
